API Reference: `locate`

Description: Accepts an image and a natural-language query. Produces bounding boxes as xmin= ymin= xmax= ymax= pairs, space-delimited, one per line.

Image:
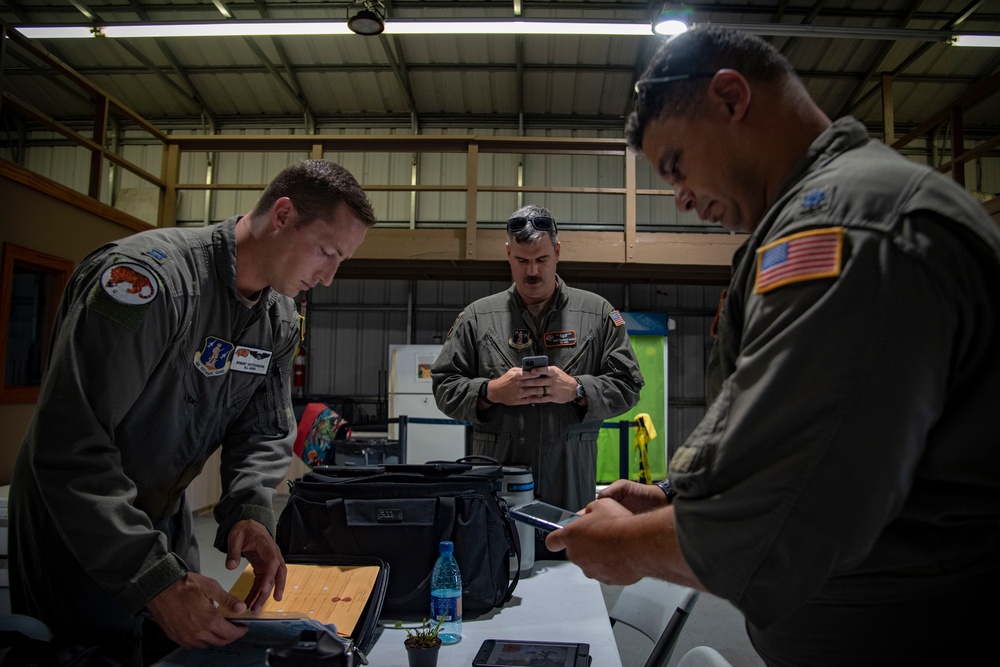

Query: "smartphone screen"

xmin=510 ymin=501 xmax=580 ymax=533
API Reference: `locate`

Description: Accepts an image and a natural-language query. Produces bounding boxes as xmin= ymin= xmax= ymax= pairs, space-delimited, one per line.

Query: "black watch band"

xmin=655 ymin=480 xmax=677 ymax=503
xmin=478 ymin=380 xmax=495 ymax=406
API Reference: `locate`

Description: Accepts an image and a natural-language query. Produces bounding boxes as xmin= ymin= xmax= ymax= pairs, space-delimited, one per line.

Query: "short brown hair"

xmin=252 ymin=159 xmax=377 ymax=228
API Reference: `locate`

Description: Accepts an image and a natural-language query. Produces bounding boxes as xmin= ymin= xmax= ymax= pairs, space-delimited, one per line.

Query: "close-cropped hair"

xmin=508 ymin=203 xmax=559 ymax=246
xmin=626 ymin=26 xmax=798 ymax=151
xmin=252 ymin=159 xmax=377 ymax=228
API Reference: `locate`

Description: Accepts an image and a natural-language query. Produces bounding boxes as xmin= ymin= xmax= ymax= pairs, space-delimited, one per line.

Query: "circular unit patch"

xmin=100 ymin=262 xmax=159 ymax=305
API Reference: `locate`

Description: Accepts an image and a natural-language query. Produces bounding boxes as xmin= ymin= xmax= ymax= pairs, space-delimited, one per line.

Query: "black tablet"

xmin=472 ymin=639 xmax=591 ymax=667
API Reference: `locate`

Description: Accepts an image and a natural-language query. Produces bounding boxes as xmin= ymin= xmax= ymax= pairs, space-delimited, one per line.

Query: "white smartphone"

xmin=509 ymin=500 xmax=581 ymax=533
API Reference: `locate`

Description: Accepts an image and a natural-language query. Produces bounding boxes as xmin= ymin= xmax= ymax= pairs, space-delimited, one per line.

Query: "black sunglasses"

xmin=507 ymin=216 xmax=556 ymax=232
xmin=634 ymin=72 xmax=717 ymax=95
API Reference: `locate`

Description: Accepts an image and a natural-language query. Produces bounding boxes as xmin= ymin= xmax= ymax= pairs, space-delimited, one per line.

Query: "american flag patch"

xmin=755 ymin=227 xmax=844 ymax=294
xmin=610 ymin=310 xmax=625 ymax=327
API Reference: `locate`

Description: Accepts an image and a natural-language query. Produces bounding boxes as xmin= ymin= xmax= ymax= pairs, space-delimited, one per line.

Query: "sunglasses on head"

xmin=507 ymin=216 xmax=556 ymax=232
xmin=633 ymin=72 xmax=717 ymax=95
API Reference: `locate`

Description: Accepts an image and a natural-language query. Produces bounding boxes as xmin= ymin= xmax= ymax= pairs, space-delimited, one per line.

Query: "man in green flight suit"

xmin=431 ymin=205 xmax=644 ymax=538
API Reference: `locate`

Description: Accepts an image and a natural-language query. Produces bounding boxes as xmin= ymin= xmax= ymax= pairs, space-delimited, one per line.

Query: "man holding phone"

xmin=431 ymin=204 xmax=644 ymax=527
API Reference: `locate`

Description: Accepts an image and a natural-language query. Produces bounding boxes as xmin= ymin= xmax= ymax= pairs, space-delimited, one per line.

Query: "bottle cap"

xmin=439 ymin=541 xmax=454 ymax=554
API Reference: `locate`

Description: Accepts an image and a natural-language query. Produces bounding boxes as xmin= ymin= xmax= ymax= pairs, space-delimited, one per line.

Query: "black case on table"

xmin=282 ymin=554 xmax=389 ymax=656
xmin=276 ymin=456 xmax=519 ymax=615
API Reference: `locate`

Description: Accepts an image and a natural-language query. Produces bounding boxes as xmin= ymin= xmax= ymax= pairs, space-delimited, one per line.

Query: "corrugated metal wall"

xmin=305 ymin=276 xmax=721 ymax=457
xmin=10 ymin=126 xmax=999 ymax=456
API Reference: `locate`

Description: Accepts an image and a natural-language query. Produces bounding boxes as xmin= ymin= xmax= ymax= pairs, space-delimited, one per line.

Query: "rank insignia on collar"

xmin=509 ymin=329 xmax=532 ymax=350
xmin=142 ymin=247 xmax=170 ymax=263
xmin=801 ymin=185 xmax=833 ymax=212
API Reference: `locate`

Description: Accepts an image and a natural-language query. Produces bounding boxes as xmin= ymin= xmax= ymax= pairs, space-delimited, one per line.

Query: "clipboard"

xmin=226 ymin=554 xmax=388 ymax=655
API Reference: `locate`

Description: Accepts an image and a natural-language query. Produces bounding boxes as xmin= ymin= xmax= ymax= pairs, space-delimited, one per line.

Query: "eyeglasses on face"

xmin=633 ymin=72 xmax=717 ymax=95
xmin=507 ymin=216 xmax=556 ymax=232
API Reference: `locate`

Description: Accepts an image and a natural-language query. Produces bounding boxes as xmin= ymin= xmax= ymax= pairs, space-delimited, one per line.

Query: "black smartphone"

xmin=521 ymin=355 xmax=549 ymax=373
xmin=509 ymin=500 xmax=580 ymax=533
xmin=472 ymin=639 xmax=591 ymax=667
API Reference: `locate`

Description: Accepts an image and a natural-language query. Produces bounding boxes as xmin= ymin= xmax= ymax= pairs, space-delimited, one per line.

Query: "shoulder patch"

xmin=100 ymin=262 xmax=159 ymax=305
xmin=755 ymin=227 xmax=844 ymax=294
xmin=609 ymin=310 xmax=625 ymax=327
xmin=86 ymin=261 xmax=161 ymax=331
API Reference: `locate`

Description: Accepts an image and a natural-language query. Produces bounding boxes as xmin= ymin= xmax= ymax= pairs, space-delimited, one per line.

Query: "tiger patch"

xmin=100 ymin=262 xmax=159 ymax=305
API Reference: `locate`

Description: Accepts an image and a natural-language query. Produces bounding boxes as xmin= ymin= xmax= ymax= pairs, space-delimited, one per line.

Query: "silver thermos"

xmin=501 ymin=466 xmax=535 ymax=578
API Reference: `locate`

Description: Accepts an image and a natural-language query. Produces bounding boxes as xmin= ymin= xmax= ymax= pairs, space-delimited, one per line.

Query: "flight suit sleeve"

xmin=431 ymin=310 xmax=490 ymax=423
xmin=670 ymin=216 xmax=978 ymax=629
xmin=213 ymin=311 xmax=298 ymax=550
xmin=23 ymin=252 xmax=189 ymax=615
xmin=574 ymin=307 xmax=645 ymax=422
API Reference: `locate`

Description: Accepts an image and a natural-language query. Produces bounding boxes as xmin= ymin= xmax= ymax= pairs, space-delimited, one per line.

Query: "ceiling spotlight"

xmin=653 ymin=3 xmax=692 ymax=36
xmin=348 ymin=1 xmax=386 ymax=36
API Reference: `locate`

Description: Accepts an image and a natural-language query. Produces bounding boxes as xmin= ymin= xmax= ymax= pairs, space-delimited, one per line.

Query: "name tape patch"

xmin=232 ymin=346 xmax=273 ymax=375
xmin=544 ymin=330 xmax=577 ymax=347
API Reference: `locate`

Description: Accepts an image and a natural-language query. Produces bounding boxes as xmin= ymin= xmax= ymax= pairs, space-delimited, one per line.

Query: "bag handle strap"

xmin=454 ymin=454 xmax=502 ymax=467
xmin=495 ymin=496 xmax=520 ymax=604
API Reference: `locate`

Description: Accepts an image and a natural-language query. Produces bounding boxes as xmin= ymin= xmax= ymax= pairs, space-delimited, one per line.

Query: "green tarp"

xmin=596 ymin=334 xmax=666 ymax=483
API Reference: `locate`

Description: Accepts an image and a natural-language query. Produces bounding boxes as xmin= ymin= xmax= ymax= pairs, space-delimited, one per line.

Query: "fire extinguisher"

xmin=292 ymin=342 xmax=307 ymax=397
xmin=292 ymin=297 xmax=307 ymax=396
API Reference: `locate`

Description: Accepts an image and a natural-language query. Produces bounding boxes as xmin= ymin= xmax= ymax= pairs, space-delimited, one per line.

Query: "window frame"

xmin=0 ymin=243 xmax=74 ymax=403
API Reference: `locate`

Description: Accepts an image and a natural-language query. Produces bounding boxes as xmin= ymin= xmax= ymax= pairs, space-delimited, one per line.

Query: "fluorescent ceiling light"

xmin=387 ymin=21 xmax=654 ymax=36
xmin=951 ymin=34 xmax=1000 ymax=47
xmin=14 ymin=20 xmax=655 ymax=39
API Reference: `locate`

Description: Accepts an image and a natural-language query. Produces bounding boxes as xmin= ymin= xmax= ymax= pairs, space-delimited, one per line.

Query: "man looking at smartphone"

xmin=431 ymin=204 xmax=644 ymax=523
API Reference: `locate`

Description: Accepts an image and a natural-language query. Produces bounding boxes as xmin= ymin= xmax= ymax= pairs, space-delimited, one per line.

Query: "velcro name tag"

xmin=231 ymin=346 xmax=273 ymax=374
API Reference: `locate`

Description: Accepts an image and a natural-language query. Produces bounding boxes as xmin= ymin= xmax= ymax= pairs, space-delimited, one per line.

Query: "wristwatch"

xmin=573 ymin=377 xmax=586 ymax=404
xmin=478 ymin=380 xmax=495 ymax=406
xmin=655 ymin=480 xmax=677 ymax=503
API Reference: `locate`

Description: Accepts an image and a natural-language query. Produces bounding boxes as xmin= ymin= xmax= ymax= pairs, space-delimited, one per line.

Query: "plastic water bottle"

xmin=430 ymin=540 xmax=462 ymax=644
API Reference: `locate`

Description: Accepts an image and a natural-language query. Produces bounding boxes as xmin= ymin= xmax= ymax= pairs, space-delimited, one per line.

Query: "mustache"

xmin=525 ymin=276 xmax=543 ymax=284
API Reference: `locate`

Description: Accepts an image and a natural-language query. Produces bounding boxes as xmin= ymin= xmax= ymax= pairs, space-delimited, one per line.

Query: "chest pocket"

xmin=251 ymin=366 xmax=288 ymax=437
xmin=549 ymin=330 xmax=597 ymax=375
xmin=482 ymin=329 xmax=519 ymax=377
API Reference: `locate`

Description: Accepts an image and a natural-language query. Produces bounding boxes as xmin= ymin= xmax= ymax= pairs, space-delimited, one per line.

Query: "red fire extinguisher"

xmin=292 ymin=298 xmax=307 ymax=396
xmin=292 ymin=342 xmax=307 ymax=396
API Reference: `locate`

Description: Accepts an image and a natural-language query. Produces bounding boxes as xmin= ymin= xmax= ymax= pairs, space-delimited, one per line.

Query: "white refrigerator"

xmin=387 ymin=344 xmax=467 ymax=463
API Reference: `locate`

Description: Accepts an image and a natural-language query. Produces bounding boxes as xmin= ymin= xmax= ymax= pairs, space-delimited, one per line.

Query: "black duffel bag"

xmin=276 ymin=456 xmax=520 ymax=614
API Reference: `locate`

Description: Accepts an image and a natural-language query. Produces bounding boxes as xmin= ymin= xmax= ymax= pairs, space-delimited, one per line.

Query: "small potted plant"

xmin=397 ymin=617 xmax=445 ymax=667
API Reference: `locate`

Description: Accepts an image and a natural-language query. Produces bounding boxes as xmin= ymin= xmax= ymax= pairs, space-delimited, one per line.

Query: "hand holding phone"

xmin=509 ymin=500 xmax=581 ymax=533
xmin=521 ymin=355 xmax=549 ymax=374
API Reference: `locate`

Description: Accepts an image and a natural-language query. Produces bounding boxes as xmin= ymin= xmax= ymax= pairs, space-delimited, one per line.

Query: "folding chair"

xmin=609 ymin=577 xmax=701 ymax=667
xmin=675 ymin=646 xmax=735 ymax=667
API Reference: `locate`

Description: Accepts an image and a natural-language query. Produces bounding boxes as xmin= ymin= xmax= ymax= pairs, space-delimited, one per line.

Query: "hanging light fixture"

xmin=347 ymin=1 xmax=386 ymax=37
xmin=652 ymin=2 xmax=692 ymax=36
